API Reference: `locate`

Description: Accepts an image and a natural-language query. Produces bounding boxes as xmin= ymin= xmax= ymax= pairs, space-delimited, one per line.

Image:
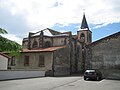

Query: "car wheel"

xmin=96 ymin=77 xmax=99 ymax=81
xmin=84 ymin=77 xmax=86 ymax=80
xmin=99 ymin=77 xmax=102 ymax=80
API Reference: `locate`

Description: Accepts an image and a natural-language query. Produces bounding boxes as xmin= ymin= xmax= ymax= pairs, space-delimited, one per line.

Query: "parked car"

xmin=84 ymin=69 xmax=102 ymax=81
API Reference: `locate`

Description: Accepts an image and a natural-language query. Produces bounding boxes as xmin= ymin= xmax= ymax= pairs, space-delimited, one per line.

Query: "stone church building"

xmin=7 ymin=14 xmax=120 ymax=79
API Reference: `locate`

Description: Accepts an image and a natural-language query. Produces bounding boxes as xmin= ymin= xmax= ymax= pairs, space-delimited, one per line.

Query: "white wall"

xmin=0 ymin=70 xmax=45 ymax=80
xmin=0 ymin=55 xmax=8 ymax=70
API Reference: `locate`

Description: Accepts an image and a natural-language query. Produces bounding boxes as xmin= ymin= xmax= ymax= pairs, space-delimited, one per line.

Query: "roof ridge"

xmin=0 ymin=52 xmax=10 ymax=58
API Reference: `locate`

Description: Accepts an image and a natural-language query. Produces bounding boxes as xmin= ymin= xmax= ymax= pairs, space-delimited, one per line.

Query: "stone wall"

xmin=53 ymin=46 xmax=70 ymax=76
xmin=76 ymin=42 xmax=83 ymax=72
xmin=53 ymin=37 xmax=69 ymax=46
xmin=23 ymin=35 xmax=70 ymax=49
xmin=86 ymin=32 xmax=120 ymax=79
xmin=70 ymin=41 xmax=83 ymax=73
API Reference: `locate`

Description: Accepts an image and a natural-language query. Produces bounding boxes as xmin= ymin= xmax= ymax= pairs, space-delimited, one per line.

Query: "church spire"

xmin=77 ymin=11 xmax=92 ymax=44
xmin=80 ymin=12 xmax=89 ymax=29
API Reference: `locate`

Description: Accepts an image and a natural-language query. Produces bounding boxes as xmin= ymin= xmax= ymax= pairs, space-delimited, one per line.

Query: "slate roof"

xmin=81 ymin=13 xmax=89 ymax=29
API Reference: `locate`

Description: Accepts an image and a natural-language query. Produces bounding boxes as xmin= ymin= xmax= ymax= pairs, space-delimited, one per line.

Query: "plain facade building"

xmin=0 ymin=53 xmax=9 ymax=70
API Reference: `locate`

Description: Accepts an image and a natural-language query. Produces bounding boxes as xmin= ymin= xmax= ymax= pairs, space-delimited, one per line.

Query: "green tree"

xmin=0 ymin=28 xmax=8 ymax=34
xmin=0 ymin=28 xmax=22 ymax=52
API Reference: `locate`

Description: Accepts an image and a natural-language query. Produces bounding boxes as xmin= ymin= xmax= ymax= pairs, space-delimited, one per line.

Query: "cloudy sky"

xmin=0 ymin=0 xmax=120 ymax=44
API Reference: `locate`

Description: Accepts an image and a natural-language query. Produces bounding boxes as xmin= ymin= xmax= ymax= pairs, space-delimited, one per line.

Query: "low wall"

xmin=0 ymin=70 xmax=45 ymax=80
xmin=101 ymin=69 xmax=120 ymax=80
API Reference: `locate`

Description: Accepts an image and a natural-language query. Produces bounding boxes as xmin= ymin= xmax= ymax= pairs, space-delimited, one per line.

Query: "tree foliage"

xmin=0 ymin=36 xmax=22 ymax=52
xmin=0 ymin=28 xmax=8 ymax=34
xmin=0 ymin=28 xmax=22 ymax=52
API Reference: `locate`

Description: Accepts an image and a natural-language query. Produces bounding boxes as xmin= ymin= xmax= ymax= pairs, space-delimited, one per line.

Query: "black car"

xmin=84 ymin=69 xmax=102 ymax=81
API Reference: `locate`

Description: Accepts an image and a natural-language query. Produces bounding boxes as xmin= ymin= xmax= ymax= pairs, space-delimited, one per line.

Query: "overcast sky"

xmin=0 ymin=0 xmax=120 ymax=44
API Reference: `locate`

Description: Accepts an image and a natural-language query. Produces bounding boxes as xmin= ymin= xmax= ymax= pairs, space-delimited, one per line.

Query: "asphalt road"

xmin=0 ymin=76 xmax=120 ymax=90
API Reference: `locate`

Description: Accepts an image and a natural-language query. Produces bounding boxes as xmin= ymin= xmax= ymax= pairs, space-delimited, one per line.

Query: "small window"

xmin=38 ymin=55 xmax=45 ymax=67
xmin=24 ymin=56 xmax=29 ymax=66
xmin=11 ymin=56 xmax=16 ymax=66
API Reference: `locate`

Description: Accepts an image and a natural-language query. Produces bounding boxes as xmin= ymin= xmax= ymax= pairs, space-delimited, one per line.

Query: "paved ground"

xmin=0 ymin=76 xmax=120 ymax=90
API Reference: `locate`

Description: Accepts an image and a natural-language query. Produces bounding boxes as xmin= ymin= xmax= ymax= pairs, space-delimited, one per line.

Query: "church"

xmin=7 ymin=14 xmax=120 ymax=79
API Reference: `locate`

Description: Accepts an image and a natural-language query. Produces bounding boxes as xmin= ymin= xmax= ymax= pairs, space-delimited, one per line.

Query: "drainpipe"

xmin=52 ymin=52 xmax=54 ymax=76
xmin=69 ymin=32 xmax=72 ymax=75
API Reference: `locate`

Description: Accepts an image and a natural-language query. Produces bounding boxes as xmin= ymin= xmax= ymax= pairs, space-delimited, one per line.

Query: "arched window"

xmin=80 ymin=33 xmax=85 ymax=40
xmin=45 ymin=41 xmax=51 ymax=48
xmin=32 ymin=40 xmax=38 ymax=48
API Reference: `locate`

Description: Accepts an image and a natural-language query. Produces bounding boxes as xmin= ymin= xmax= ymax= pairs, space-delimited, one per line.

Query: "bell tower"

xmin=77 ymin=13 xmax=92 ymax=45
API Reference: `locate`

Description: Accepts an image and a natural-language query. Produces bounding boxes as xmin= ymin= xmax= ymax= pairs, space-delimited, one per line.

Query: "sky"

xmin=0 ymin=0 xmax=120 ymax=45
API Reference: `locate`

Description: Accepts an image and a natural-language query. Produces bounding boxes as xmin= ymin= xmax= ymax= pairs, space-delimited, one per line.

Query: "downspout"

xmin=52 ymin=51 xmax=54 ymax=76
xmin=75 ymin=39 xmax=78 ymax=72
xmin=69 ymin=32 xmax=72 ymax=75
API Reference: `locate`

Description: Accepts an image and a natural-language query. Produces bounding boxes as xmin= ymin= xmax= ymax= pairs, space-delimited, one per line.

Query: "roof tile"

xmin=22 ymin=46 xmax=66 ymax=53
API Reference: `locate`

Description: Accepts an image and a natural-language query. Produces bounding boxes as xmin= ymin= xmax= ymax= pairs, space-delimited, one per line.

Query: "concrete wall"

xmin=86 ymin=32 xmax=120 ymax=79
xmin=0 ymin=55 xmax=8 ymax=70
xmin=0 ymin=70 xmax=45 ymax=80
